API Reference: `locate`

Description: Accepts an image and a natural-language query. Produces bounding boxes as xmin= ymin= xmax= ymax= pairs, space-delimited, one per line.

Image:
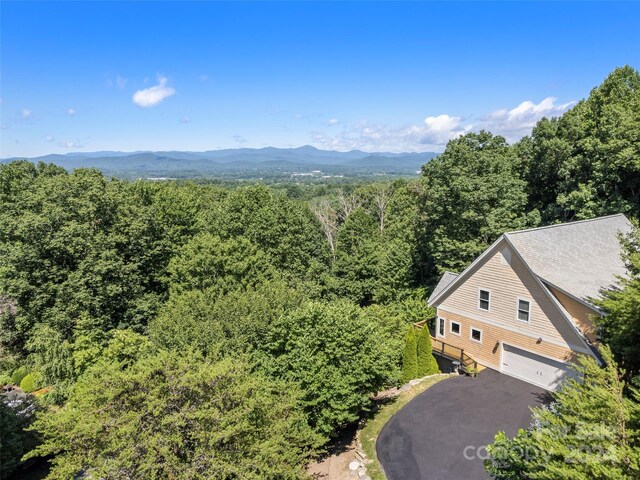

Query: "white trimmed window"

xmin=438 ymin=317 xmax=446 ymax=337
xmin=470 ymin=328 xmax=482 ymax=343
xmin=517 ymin=299 xmax=531 ymax=322
xmin=450 ymin=321 xmax=461 ymax=336
xmin=478 ymin=289 xmax=490 ymax=311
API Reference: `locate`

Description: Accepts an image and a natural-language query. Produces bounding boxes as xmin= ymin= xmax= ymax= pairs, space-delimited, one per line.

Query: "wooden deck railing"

xmin=414 ymin=319 xmax=477 ymax=371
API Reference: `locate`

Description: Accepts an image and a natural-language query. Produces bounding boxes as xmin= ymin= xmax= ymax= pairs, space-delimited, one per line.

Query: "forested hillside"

xmin=1 ymin=66 xmax=639 ymax=479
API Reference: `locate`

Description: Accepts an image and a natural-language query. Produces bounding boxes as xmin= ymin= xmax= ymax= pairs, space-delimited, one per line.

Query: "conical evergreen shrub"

xmin=401 ymin=325 xmax=418 ymax=383
xmin=417 ymin=326 xmax=440 ymax=376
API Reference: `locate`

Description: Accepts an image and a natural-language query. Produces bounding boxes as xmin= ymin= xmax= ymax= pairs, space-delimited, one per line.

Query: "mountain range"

xmin=2 ymin=146 xmax=438 ymax=179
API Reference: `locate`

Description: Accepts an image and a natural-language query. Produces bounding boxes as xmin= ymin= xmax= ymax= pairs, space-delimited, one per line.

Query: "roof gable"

xmin=429 ymin=214 xmax=632 ymax=308
xmin=427 ymin=271 xmax=458 ymax=304
xmin=433 ymin=239 xmax=589 ymax=351
xmin=505 ymin=214 xmax=632 ymax=304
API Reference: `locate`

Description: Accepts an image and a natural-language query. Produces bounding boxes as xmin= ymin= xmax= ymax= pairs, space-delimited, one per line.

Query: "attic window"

xmin=517 ymin=299 xmax=530 ymax=322
xmin=479 ymin=289 xmax=490 ymax=311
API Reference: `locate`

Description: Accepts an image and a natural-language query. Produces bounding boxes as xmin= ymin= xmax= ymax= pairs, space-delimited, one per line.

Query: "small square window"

xmin=450 ymin=321 xmax=461 ymax=335
xmin=470 ymin=328 xmax=482 ymax=343
xmin=517 ymin=300 xmax=530 ymax=322
xmin=479 ymin=290 xmax=490 ymax=311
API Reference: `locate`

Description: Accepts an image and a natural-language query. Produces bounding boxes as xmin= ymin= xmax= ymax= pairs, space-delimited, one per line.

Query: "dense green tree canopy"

xmin=167 ymin=233 xmax=278 ymax=295
xmin=522 ymin=65 xmax=640 ymax=222
xmin=150 ymin=281 xmax=305 ymax=358
xmin=202 ymin=185 xmax=330 ymax=282
xmin=25 ymin=351 xmax=320 ymax=480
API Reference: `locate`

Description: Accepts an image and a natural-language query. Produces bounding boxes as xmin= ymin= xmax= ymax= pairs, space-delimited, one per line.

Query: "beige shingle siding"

xmin=436 ymin=240 xmax=586 ymax=364
xmin=548 ymin=285 xmax=600 ymax=344
xmin=436 ymin=309 xmax=578 ymax=370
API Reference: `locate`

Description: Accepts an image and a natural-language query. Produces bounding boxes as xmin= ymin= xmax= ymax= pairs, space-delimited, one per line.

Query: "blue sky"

xmin=1 ymin=1 xmax=639 ymax=157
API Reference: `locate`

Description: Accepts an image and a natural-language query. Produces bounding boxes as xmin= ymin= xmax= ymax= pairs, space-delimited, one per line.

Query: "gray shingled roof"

xmin=506 ymin=214 xmax=632 ymax=304
xmin=428 ymin=271 xmax=459 ymax=304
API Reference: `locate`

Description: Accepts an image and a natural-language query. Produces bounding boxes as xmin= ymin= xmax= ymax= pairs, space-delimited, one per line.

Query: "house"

xmin=427 ymin=214 xmax=633 ymax=390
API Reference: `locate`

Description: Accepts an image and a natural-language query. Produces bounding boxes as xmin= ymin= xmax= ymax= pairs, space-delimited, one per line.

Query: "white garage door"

xmin=501 ymin=344 xmax=573 ymax=391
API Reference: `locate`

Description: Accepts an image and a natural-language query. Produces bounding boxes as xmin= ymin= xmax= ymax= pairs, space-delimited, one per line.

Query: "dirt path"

xmin=307 ymin=387 xmax=402 ymax=479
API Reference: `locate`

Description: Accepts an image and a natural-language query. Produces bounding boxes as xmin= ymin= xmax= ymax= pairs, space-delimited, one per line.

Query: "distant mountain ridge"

xmin=1 ymin=145 xmax=438 ymax=179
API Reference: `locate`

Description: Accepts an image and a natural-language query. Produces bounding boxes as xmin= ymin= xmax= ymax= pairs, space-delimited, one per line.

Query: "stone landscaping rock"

xmin=348 ymin=460 xmax=361 ymax=471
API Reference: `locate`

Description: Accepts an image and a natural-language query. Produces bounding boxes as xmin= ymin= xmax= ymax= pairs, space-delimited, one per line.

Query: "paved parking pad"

xmin=377 ymin=369 xmax=549 ymax=480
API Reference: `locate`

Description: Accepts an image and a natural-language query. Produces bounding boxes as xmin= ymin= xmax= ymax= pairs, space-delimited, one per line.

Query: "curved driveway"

xmin=377 ymin=369 xmax=549 ymax=480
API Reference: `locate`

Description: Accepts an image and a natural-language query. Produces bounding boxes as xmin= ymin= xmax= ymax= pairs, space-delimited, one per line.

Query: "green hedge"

xmin=11 ymin=366 xmax=28 ymax=386
xmin=20 ymin=373 xmax=38 ymax=393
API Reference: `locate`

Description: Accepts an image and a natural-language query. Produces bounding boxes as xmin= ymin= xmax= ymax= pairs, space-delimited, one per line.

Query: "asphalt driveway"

xmin=377 ymin=369 xmax=549 ymax=480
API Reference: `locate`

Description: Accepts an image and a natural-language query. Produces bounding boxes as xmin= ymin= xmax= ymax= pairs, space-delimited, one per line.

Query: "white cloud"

xmin=22 ymin=109 xmax=32 ymax=119
xmin=45 ymin=135 xmax=55 ymax=142
xmin=67 ymin=108 xmax=76 ymax=116
xmin=477 ymin=97 xmax=575 ymax=142
xmin=311 ymin=116 xmax=471 ymax=153
xmin=310 ymin=96 xmax=575 ymax=152
xmin=420 ymin=114 xmax=471 ymax=145
xmin=311 ymin=121 xmax=429 ymax=153
xmin=132 ymin=76 xmax=175 ymax=107
xmin=328 ymin=118 xmax=339 ymax=126
xmin=59 ymin=140 xmax=84 ymax=149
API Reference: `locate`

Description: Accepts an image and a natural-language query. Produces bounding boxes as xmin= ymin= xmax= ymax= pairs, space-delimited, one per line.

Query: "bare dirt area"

xmin=307 ymin=423 xmax=359 ymax=479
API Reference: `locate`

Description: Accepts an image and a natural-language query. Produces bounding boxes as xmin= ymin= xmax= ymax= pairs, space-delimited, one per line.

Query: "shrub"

xmin=416 ymin=327 xmax=440 ymax=376
xmin=20 ymin=373 xmax=39 ymax=393
xmin=262 ymin=300 xmax=396 ymax=440
xmin=11 ymin=366 xmax=28 ymax=385
xmin=0 ymin=373 xmax=12 ymax=386
xmin=24 ymin=352 xmax=319 ymax=479
xmin=401 ymin=325 xmax=418 ymax=383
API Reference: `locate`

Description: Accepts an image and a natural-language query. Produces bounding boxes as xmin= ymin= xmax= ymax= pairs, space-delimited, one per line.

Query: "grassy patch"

xmin=359 ymin=374 xmax=454 ymax=480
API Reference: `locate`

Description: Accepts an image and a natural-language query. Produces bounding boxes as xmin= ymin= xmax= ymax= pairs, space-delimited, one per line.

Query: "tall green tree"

xmin=485 ymin=347 xmax=640 ymax=480
xmin=203 ymin=185 xmax=330 ymax=282
xmin=167 ymin=233 xmax=278 ymax=295
xmin=150 ymin=281 xmax=305 ymax=358
xmin=522 ymin=66 xmax=640 ymax=222
xmin=0 ymin=168 xmax=174 ymax=383
xmin=262 ymin=300 xmax=395 ymax=439
xmin=330 ymin=181 xmax=421 ymax=305
xmin=419 ymin=131 xmax=540 ymax=278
